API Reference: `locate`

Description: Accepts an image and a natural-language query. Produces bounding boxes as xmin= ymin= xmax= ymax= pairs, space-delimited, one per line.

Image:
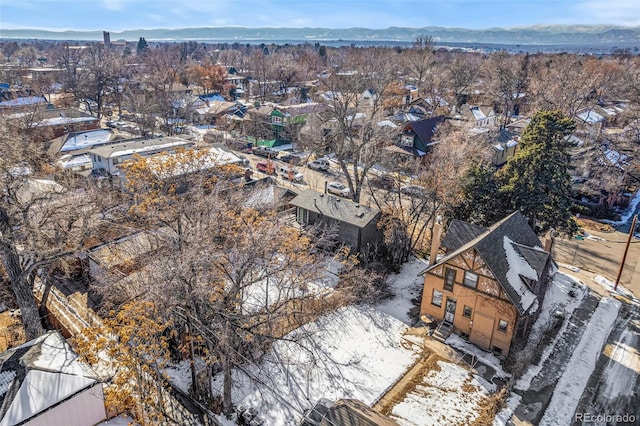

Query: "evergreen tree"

xmin=497 ymin=110 xmax=577 ymax=235
xmin=450 ymin=163 xmax=508 ymax=227
xmin=136 ymin=37 xmax=148 ymax=55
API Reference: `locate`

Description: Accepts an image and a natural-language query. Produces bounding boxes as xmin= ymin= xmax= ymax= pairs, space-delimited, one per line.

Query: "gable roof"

xmin=0 ymin=331 xmax=99 ymax=426
xmin=290 ymin=190 xmax=380 ymax=228
xmin=425 ymin=211 xmax=549 ymax=315
xmin=440 ymin=219 xmax=487 ymax=251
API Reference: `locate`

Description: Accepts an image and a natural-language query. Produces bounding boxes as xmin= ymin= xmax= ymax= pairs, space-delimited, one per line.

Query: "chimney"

xmin=543 ymin=228 xmax=555 ymax=252
xmin=428 ymin=216 xmax=444 ymax=266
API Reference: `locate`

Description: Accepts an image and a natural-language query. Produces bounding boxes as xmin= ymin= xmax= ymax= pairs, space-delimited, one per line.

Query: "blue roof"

xmin=199 ymin=93 xmax=226 ymax=102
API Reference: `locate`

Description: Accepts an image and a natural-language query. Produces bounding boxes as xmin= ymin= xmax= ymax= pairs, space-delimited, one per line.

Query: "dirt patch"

xmin=375 ymin=351 xmax=443 ymax=416
xmin=575 ymin=217 xmax=615 ymax=233
xmin=0 ymin=311 xmax=26 ymax=351
xmin=471 ymin=386 xmax=508 ymax=426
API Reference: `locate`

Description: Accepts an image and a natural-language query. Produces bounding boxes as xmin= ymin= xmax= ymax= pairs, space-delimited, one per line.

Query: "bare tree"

xmin=300 ymin=48 xmax=401 ymax=202
xmin=104 ymin=154 xmax=345 ymax=415
xmin=0 ymin=121 xmax=117 ymax=339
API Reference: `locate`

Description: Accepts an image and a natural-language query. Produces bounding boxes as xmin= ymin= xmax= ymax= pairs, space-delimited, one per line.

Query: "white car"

xmin=327 ymin=182 xmax=350 ymax=197
xmin=280 ymin=166 xmax=304 ymax=182
xmin=307 ymin=159 xmax=330 ymax=171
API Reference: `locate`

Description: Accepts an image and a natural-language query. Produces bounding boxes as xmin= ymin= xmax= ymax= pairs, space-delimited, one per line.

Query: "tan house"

xmin=420 ymin=211 xmax=554 ymax=356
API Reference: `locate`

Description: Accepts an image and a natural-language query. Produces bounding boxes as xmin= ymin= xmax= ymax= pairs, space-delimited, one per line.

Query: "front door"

xmin=444 ymin=298 xmax=457 ymax=324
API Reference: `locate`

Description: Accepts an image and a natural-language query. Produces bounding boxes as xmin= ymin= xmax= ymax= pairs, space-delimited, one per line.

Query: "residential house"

xmin=88 ymin=136 xmax=196 ymax=176
xmin=248 ymin=103 xmax=324 ymax=147
xmin=0 ymin=331 xmax=107 ymax=426
xmin=5 ymin=108 xmax=100 ymax=139
xmin=488 ymin=129 xmax=519 ymax=167
xmin=397 ymin=116 xmax=445 ymax=157
xmin=450 ymin=104 xmax=496 ymax=128
xmin=290 ymin=189 xmax=382 ymax=253
xmin=48 ymin=128 xmax=117 ymax=173
xmin=420 ymin=211 xmax=554 ymax=356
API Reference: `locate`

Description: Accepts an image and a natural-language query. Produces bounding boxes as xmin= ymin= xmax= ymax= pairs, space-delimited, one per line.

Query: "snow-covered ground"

xmin=446 ymin=334 xmax=509 ymax=380
xmin=593 ymin=274 xmax=635 ymax=300
xmin=539 ymin=297 xmax=622 ymax=426
xmin=602 ymin=189 xmax=640 ymax=226
xmin=376 ymin=257 xmax=428 ymax=324
xmin=212 ymin=305 xmax=420 ymax=425
xmin=390 ymin=360 xmax=496 ymax=426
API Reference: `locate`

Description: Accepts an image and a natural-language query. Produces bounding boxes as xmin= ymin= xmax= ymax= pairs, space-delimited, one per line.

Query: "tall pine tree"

xmin=449 ymin=163 xmax=508 ymax=227
xmin=497 ymin=110 xmax=577 ymax=235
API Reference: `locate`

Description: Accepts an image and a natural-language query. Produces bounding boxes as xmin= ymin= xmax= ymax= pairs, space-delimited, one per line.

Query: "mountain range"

xmin=1 ymin=25 xmax=639 ymax=46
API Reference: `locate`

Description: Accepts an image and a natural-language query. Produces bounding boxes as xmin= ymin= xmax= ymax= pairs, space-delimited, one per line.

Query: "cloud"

xmin=579 ymin=1 xmax=640 ymax=26
xmin=101 ymin=0 xmax=126 ymax=11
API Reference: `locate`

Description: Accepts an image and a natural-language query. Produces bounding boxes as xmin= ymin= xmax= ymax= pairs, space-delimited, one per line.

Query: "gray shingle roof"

xmin=426 ymin=211 xmax=549 ymax=315
xmin=440 ymin=219 xmax=487 ymax=251
xmin=290 ymin=190 xmax=379 ymax=228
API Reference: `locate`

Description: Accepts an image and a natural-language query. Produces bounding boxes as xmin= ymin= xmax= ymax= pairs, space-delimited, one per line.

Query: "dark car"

xmin=278 ymin=153 xmax=301 ymax=165
xmin=369 ymin=174 xmax=396 ymax=190
xmin=251 ymin=146 xmax=276 ymax=158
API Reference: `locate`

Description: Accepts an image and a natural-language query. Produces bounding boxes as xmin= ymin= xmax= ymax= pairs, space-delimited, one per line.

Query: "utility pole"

xmin=615 ymin=214 xmax=638 ymax=291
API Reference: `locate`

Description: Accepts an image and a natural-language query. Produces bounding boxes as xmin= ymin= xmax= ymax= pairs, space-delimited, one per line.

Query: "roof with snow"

xmin=88 ymin=137 xmax=195 ymax=159
xmin=576 ymin=109 xmax=605 ymax=124
xmin=425 ymin=211 xmax=549 ymax=315
xmin=0 ymin=331 xmax=99 ymax=426
xmin=0 ymin=96 xmax=47 ymax=108
xmin=49 ymin=129 xmax=115 ymax=155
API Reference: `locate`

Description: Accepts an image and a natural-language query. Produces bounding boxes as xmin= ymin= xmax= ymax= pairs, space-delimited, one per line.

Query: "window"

xmin=431 ymin=289 xmax=443 ymax=308
xmin=272 ymin=115 xmax=283 ymax=125
xmin=113 ymin=157 xmax=123 ymax=165
xmin=400 ymin=135 xmax=414 ymax=147
xmin=463 ymin=305 xmax=473 ymax=318
xmin=463 ymin=271 xmax=478 ymax=289
xmin=497 ymin=319 xmax=508 ymax=333
xmin=444 ymin=268 xmax=456 ymax=292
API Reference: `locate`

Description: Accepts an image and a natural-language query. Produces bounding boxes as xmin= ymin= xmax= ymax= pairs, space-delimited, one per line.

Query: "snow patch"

xmin=503 ymin=236 xmax=538 ymax=313
xmin=390 ymin=360 xmax=495 ymax=426
xmin=210 ymin=305 xmax=419 ymax=425
xmin=446 ymin=334 xmax=510 ymax=379
xmin=592 ymin=274 xmax=635 ymax=299
xmin=376 ymin=257 xmax=428 ymax=324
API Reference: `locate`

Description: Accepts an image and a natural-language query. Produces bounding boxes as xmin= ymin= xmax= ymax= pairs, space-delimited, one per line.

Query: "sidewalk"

xmin=509 ymin=290 xmax=601 ymax=425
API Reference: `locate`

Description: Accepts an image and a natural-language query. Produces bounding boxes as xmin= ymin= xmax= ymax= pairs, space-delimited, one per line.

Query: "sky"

xmin=0 ymin=0 xmax=639 ymax=31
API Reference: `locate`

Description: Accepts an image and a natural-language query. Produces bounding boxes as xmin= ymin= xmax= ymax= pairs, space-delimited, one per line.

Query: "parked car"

xmin=400 ymin=185 xmax=425 ymax=198
xmin=251 ymin=146 xmax=276 ymax=158
xmin=256 ymin=161 xmax=276 ymax=175
xmin=327 ymin=182 xmax=350 ymax=197
xmin=278 ymin=153 xmax=302 ymax=165
xmin=279 ymin=166 xmax=304 ymax=182
xmin=307 ymin=159 xmax=330 ymax=172
xmin=236 ymin=154 xmax=251 ymax=166
xmin=369 ymin=174 xmax=396 ymax=190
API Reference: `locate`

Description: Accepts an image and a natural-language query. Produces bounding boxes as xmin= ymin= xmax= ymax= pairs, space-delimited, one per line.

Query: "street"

xmin=574 ymin=301 xmax=640 ymax=425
